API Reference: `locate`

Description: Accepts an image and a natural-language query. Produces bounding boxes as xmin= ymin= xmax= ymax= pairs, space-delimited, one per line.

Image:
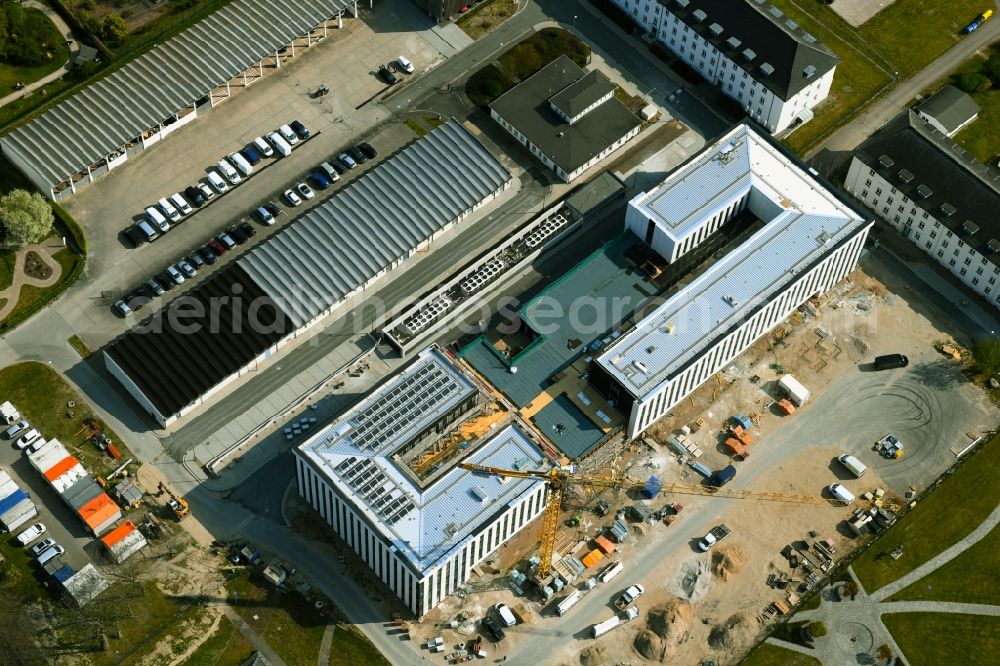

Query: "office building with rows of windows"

xmin=845 ymin=110 xmax=1000 ymax=308
xmin=294 ymin=347 xmax=547 ymax=617
xmin=590 ymin=123 xmax=871 ymax=438
xmin=606 ymin=0 xmax=839 ymax=134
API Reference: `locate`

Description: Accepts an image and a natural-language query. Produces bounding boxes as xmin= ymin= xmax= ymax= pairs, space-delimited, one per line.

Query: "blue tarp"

xmin=0 ymin=488 xmax=28 ymax=515
xmin=642 ymin=476 xmax=661 ymax=499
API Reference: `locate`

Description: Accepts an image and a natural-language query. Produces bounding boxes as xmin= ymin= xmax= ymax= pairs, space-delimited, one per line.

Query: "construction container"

xmin=28 ymin=439 xmax=69 ymax=472
xmin=43 ymin=455 xmax=79 ymax=482
xmin=101 ymin=521 xmax=148 ymax=563
xmin=78 ymin=493 xmax=122 ymax=536
xmin=732 ymin=414 xmax=752 ymax=430
xmin=0 ymin=488 xmax=30 ymax=516
xmin=52 ymin=564 xmax=76 ymax=585
xmin=62 ymin=477 xmax=103 ymax=511
xmin=51 ymin=465 xmax=87 ymax=494
xmin=0 ymin=498 xmax=38 ymax=532
xmin=776 ymin=399 xmax=796 ymax=415
xmin=641 ymin=476 xmax=661 ymax=499
xmin=778 ymin=374 xmax=810 ymax=406
xmin=594 ymin=535 xmax=616 ymax=555
xmin=580 ymin=549 xmax=604 ymax=569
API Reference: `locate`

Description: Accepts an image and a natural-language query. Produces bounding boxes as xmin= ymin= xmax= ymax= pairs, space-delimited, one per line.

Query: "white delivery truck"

xmin=591 ymin=616 xmax=619 ymax=638
xmin=556 ymin=589 xmax=582 ymax=616
xmin=778 ymin=374 xmax=810 ymax=406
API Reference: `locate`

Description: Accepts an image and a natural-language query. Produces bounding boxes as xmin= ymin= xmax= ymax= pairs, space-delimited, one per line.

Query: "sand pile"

xmin=707 ymin=612 xmax=753 ymax=652
xmin=711 ymin=544 xmax=747 ymax=581
xmin=633 ymin=630 xmax=667 ymax=662
xmin=580 ymin=645 xmax=608 ymax=666
xmin=646 ymin=599 xmax=693 ymax=642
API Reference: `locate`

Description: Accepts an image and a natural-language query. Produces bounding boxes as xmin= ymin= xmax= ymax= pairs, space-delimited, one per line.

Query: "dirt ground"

xmin=411 ymin=263 xmax=998 ymax=665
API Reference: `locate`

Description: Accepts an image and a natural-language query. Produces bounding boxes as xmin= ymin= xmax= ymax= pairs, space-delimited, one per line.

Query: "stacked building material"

xmin=27 ymin=439 xmax=122 ymax=536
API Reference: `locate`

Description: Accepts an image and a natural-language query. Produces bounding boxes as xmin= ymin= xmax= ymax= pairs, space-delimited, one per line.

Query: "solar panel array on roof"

xmin=0 ymin=0 xmax=352 ymax=190
xmin=239 ymin=120 xmax=512 ymax=327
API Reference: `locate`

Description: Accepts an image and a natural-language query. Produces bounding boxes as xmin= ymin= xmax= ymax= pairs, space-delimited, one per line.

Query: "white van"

xmin=828 ymin=483 xmax=856 ymax=505
xmin=217 ymin=158 xmax=242 ymax=185
xmin=320 ymin=162 xmax=342 ymax=182
xmin=598 ymin=561 xmax=624 ymax=584
xmin=254 ymin=136 xmax=274 ymax=158
xmin=144 ymin=206 xmax=170 ymax=232
xmin=494 ymin=603 xmax=516 ymax=627
xmin=156 ymin=197 xmax=180 ymax=223
xmin=206 ymin=170 xmax=229 ymax=194
xmin=136 ymin=219 xmax=159 ymax=241
xmin=555 ymin=590 xmax=582 ymax=616
xmin=837 ymin=454 xmax=867 ymax=478
xmin=279 ymin=124 xmax=299 ymax=145
xmin=169 ymin=192 xmax=192 ymax=216
xmin=228 ymin=152 xmax=253 ymax=177
xmin=267 ymin=132 xmax=292 ymax=157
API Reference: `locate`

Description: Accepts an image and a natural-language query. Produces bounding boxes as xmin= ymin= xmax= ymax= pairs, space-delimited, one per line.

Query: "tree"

xmin=985 ymin=54 xmax=1000 ymax=86
xmin=807 ymin=621 xmax=828 ymax=637
xmin=841 ymin=580 xmax=859 ymax=600
xmin=101 ymin=12 xmax=128 ymax=43
xmin=0 ymin=189 xmax=52 ymax=248
xmin=483 ymin=79 xmax=503 ymax=99
xmin=955 ymin=71 xmax=989 ymax=93
xmin=974 ymin=337 xmax=1000 ymax=377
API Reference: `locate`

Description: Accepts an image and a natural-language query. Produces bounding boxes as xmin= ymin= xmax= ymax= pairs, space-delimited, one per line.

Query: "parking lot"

xmin=61 ymin=1 xmax=450 ymax=346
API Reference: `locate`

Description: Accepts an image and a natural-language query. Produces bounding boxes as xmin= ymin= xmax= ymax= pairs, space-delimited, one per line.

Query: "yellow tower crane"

xmin=461 ymin=463 xmax=842 ymax=579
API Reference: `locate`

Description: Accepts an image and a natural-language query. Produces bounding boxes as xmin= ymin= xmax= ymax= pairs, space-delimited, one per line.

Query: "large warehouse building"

xmin=105 ymin=121 xmax=513 ymax=427
xmin=295 ymin=346 xmax=547 ymax=617
xmin=592 ymin=123 xmax=872 ymax=437
xmin=0 ymin=0 xmax=358 ymax=199
xmin=606 ymin=0 xmax=839 ymax=134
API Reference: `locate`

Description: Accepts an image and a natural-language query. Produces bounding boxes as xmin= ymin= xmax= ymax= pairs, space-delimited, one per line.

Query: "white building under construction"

xmin=294 ymin=347 xmax=547 ymax=617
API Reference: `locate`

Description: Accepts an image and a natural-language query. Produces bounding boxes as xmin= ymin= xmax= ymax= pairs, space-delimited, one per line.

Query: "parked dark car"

xmin=873 ymin=353 xmax=909 ymax=371
xmin=207 ymin=238 xmax=228 ymax=256
xmin=358 ymin=142 xmax=377 ymax=159
xmin=227 ymin=226 xmax=250 ymax=244
xmin=242 ymin=145 xmax=263 ymax=166
xmin=199 ymin=247 xmax=218 ymax=265
xmin=127 ymin=291 xmax=151 ymax=312
xmin=237 ymin=221 xmax=257 ymax=239
xmin=347 ymin=146 xmax=367 ymax=164
xmin=145 ymin=278 xmax=165 ymax=296
xmin=289 ymin=120 xmax=310 ymax=140
xmin=264 ymin=201 xmax=281 ymax=217
xmin=155 ymin=272 xmax=175 ymax=291
xmin=187 ymin=253 xmax=206 ymax=269
xmin=378 ymin=63 xmax=398 ymax=85
xmin=482 ymin=616 xmax=504 ymax=641
xmin=329 ymin=158 xmax=347 ymax=175
xmin=184 ymin=185 xmax=207 ymax=207
xmin=309 ymin=168 xmax=332 ymax=189
xmin=123 ymin=225 xmax=145 ymax=248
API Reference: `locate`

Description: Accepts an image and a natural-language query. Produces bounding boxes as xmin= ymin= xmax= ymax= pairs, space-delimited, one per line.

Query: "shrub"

xmin=955 ymin=71 xmax=989 ymax=93
xmin=0 ymin=190 xmax=53 ymax=248
xmin=77 ymin=0 xmax=96 ymax=10
xmin=974 ymin=337 xmax=1000 ymax=377
xmin=101 ymin=12 xmax=128 ymax=43
xmin=807 ymin=621 xmax=828 ymax=638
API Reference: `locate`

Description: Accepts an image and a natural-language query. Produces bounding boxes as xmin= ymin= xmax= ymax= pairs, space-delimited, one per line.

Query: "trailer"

xmin=778 ymin=374 xmax=810 ymax=406
xmin=591 ymin=615 xmax=620 ymax=638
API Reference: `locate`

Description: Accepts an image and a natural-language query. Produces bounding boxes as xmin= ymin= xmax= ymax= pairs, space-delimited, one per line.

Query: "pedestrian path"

xmin=0 ymin=240 xmax=66 ymax=320
xmin=0 ymin=1 xmax=80 ymax=109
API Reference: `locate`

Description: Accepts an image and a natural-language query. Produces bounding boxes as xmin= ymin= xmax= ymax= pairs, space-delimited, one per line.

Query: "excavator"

xmin=166 ymin=491 xmax=189 ymax=520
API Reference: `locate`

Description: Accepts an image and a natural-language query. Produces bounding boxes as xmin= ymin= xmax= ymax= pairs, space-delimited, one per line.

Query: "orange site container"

xmin=79 ymin=493 xmax=116 ymax=525
xmin=594 ymin=535 xmax=616 ymax=555
xmin=44 ymin=456 xmax=79 ymax=482
xmin=101 ymin=520 xmax=136 ymax=548
xmin=581 ymin=549 xmax=605 ymax=569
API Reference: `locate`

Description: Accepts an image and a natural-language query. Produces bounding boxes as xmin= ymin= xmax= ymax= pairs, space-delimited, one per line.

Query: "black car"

xmin=123 ymin=225 xmax=145 ymax=248
xmin=347 ymin=146 xmax=367 ymax=164
xmin=330 ymin=158 xmax=348 ymax=174
xmin=358 ymin=142 xmax=377 ymax=159
xmin=155 ymin=272 xmax=175 ymax=291
xmin=227 ymin=226 xmax=250 ymax=244
xmin=198 ymin=247 xmax=218 ymax=265
xmin=145 ymin=278 xmax=165 ymax=296
xmin=482 ymin=616 xmax=504 ymax=641
xmin=184 ymin=185 xmax=207 ymax=207
xmin=289 ymin=120 xmax=310 ymax=140
xmin=378 ymin=64 xmax=398 ymax=85
xmin=237 ymin=221 xmax=257 ymax=239
xmin=264 ymin=201 xmax=282 ymax=217
xmin=127 ymin=291 xmax=151 ymax=312
xmin=187 ymin=253 xmax=206 ymax=269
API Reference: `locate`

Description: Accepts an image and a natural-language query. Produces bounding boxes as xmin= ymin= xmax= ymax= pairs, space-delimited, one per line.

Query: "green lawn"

xmin=954 ymin=86 xmax=1000 ymax=164
xmin=0 ymin=250 xmax=15 ymax=291
xmin=184 ymin=615 xmax=256 ymax=666
xmin=740 ymin=643 xmax=821 ymax=666
xmin=0 ymin=246 xmax=83 ymax=331
xmin=883 ymin=613 xmax=1000 ymax=666
xmin=456 ymin=0 xmax=517 ymax=40
xmin=851 ymin=433 xmax=1000 ymax=593
xmin=891 ymin=520 xmax=1000 ymax=603
xmin=403 ymin=118 xmax=427 ymax=137
xmin=0 ymin=361 xmax=135 ymax=478
xmin=772 ymin=0 xmax=988 ymax=154
xmin=0 ymin=8 xmax=70 ymax=98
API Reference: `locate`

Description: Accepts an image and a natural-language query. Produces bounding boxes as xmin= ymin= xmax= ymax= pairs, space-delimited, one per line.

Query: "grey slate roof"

xmin=239 ymin=120 xmax=511 ymax=327
xmin=854 ymin=109 xmax=1000 ymax=262
xmin=0 ymin=0 xmax=351 ymax=189
xmin=549 ymin=70 xmax=616 ymax=119
xmin=915 ymin=84 xmax=980 ymax=135
xmin=662 ymin=0 xmax=840 ymax=100
xmin=490 ymin=56 xmax=640 ymax=176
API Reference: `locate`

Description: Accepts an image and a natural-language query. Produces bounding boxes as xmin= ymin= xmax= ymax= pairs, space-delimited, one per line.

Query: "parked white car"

xmin=14 ymin=428 xmax=40 ymax=450
xmin=16 ymin=523 xmax=46 ymax=546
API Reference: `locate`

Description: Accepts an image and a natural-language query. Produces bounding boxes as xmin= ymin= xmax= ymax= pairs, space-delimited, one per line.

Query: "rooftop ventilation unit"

xmin=898 ymin=169 xmax=914 ymax=183
xmin=676 ymin=0 xmax=689 ymax=6
xmin=727 ymin=36 xmax=742 ymax=49
xmin=769 ymin=6 xmax=783 ymax=18
xmin=916 ymin=184 xmax=933 ymax=199
xmin=964 ymin=220 xmax=981 ymax=235
xmin=940 ymin=203 xmax=957 ymax=217
xmin=633 ymin=360 xmax=650 ymax=374
xmin=692 ymin=9 xmax=707 ymax=22
xmin=709 ymin=23 xmax=723 ymax=36
xmin=742 ymin=48 xmax=756 ymax=61
xmin=878 ymin=154 xmax=895 ymax=168
xmin=785 ymin=18 xmax=798 ymax=31
xmin=802 ymin=32 xmax=817 ymax=43
xmin=760 ymin=62 xmax=775 ymax=76
xmin=989 ymin=239 xmax=1000 ymax=253
xmin=723 ymin=294 xmax=739 ymax=306
xmin=470 ymin=486 xmax=489 ymax=503
xmin=803 ymin=65 xmax=816 ymax=78
xmin=646 ymin=345 xmax=656 ymax=354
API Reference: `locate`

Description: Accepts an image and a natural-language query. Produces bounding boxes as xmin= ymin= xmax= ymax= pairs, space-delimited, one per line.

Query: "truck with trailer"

xmin=964 ymin=9 xmax=994 ymax=33
xmin=614 ymin=584 xmax=644 ymax=610
xmin=778 ymin=374 xmax=810 ymax=406
xmin=697 ymin=524 xmax=732 ymax=551
xmin=591 ymin=605 xmax=639 ymax=638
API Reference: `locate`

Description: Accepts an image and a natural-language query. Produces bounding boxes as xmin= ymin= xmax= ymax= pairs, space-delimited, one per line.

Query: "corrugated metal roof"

xmin=597 ymin=124 xmax=868 ymax=397
xmin=0 ymin=0 xmax=351 ymax=189
xmin=240 ymin=120 xmax=511 ymax=327
xmin=299 ymin=348 xmax=545 ymax=575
